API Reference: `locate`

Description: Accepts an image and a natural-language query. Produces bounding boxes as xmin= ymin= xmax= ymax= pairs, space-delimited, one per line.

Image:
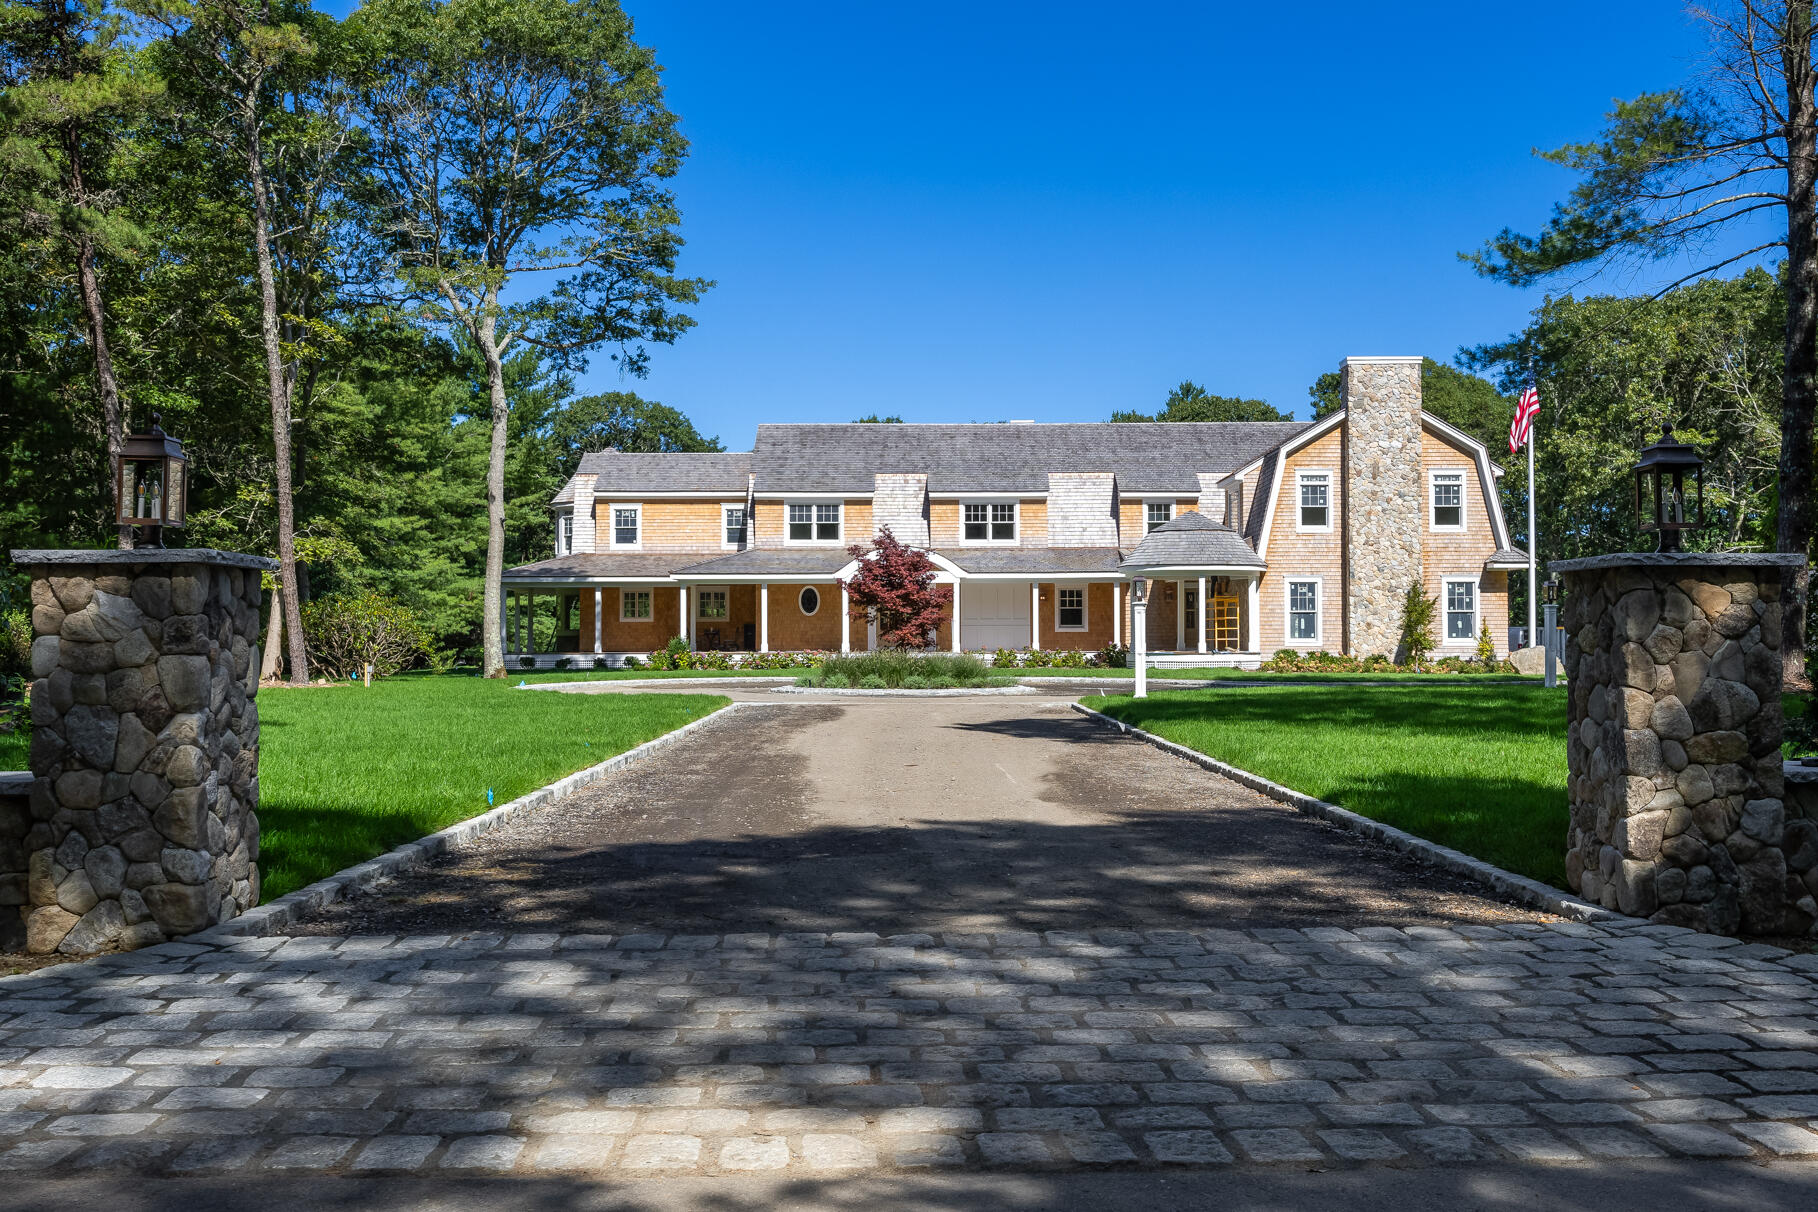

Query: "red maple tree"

xmin=842 ymin=526 xmax=952 ymax=648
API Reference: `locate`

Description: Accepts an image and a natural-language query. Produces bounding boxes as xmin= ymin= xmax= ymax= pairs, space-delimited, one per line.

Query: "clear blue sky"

xmin=335 ymin=1 xmax=1742 ymax=444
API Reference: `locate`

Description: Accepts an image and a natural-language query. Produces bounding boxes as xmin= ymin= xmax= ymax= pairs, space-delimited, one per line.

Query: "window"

xmin=1444 ymin=578 xmax=1477 ymax=642
xmin=1056 ymin=587 xmax=1086 ymax=630
xmin=555 ymin=511 xmax=573 ymax=556
xmin=611 ymin=504 xmax=640 ymax=548
xmin=963 ymin=502 xmax=1016 ymax=542
xmin=1431 ymin=471 xmax=1466 ymax=530
xmin=1286 ymin=579 xmax=1320 ymax=643
xmin=620 ymin=589 xmax=652 ymax=621
xmin=1297 ymin=472 xmax=1330 ymax=531
xmin=1145 ymin=501 xmax=1173 ymax=533
xmin=799 ymin=586 xmax=820 ymax=616
xmin=787 ymin=502 xmax=841 ymax=542
xmin=697 ymin=588 xmax=728 ymax=620
xmin=723 ymin=504 xmax=747 ymax=548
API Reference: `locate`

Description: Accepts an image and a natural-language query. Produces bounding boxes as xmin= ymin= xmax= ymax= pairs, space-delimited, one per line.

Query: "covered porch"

xmin=1119 ymin=511 xmax=1267 ymax=669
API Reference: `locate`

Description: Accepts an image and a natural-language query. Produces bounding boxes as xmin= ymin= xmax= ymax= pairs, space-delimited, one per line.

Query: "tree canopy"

xmin=1113 ymin=380 xmax=1289 ymax=423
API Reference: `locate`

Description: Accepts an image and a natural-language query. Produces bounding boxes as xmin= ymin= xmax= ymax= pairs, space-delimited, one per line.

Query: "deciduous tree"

xmin=1114 ymin=380 xmax=1288 ymax=423
xmin=841 ymin=526 xmax=951 ymax=649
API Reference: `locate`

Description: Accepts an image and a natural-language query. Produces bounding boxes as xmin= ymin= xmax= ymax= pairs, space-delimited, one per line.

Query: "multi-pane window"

xmin=620 ymin=589 xmax=652 ymax=621
xmin=1445 ymin=579 xmax=1477 ymax=641
xmin=697 ymin=589 xmax=728 ymax=620
xmin=556 ymin=511 xmax=573 ymax=555
xmin=963 ymin=502 xmax=1016 ymax=542
xmin=612 ymin=506 xmax=639 ymax=547
xmin=1145 ymin=501 xmax=1172 ymax=533
xmin=788 ymin=502 xmax=841 ymax=542
xmin=1056 ymin=587 xmax=1086 ymax=630
xmin=724 ymin=506 xmax=747 ymax=546
xmin=1298 ymin=474 xmax=1329 ymax=529
xmin=1287 ymin=580 xmax=1319 ymax=642
xmin=1432 ymin=472 xmax=1464 ymax=529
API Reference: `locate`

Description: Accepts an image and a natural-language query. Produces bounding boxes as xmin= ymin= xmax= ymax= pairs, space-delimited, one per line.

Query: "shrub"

xmin=299 ymin=590 xmax=432 ymax=683
xmin=0 ymin=608 xmax=30 ymax=682
xmin=618 ymin=655 xmax=639 ymax=669
xmin=821 ymin=673 xmax=850 ymax=688
xmin=694 ymin=649 xmax=731 ymax=670
xmin=1361 ymin=653 xmax=1395 ymax=672
xmin=903 ymin=675 xmax=928 ymax=689
xmin=597 ymin=655 xmax=618 ymax=669
xmin=1054 ymin=648 xmax=1086 ymax=668
xmin=553 ymin=657 xmax=573 ymax=670
xmin=518 ymin=655 xmax=536 ymax=669
xmin=992 ymin=648 xmax=1021 ymax=669
xmin=1477 ymin=621 xmax=1496 ymax=668
xmin=815 ymin=649 xmax=995 ymax=688
xmin=1398 ymin=580 xmax=1437 ymax=669
xmin=1098 ymin=642 xmax=1128 ymax=668
xmin=859 ymin=674 xmax=887 ymax=689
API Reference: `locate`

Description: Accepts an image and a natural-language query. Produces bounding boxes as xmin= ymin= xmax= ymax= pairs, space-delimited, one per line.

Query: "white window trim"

xmin=798 ymin=586 xmax=821 ymax=616
xmin=959 ymin=499 xmax=1019 ymax=545
xmin=784 ymin=499 xmax=845 ymax=546
xmin=1295 ymin=470 xmax=1333 ymax=534
xmin=554 ymin=508 xmax=573 ymax=556
xmin=607 ymin=501 xmax=642 ymax=551
xmin=1283 ymin=575 xmax=1323 ymax=646
xmin=1054 ymin=586 xmax=1088 ymax=632
xmin=695 ymin=585 xmax=730 ymax=621
xmin=1142 ymin=498 xmax=1175 ymax=534
xmin=1429 ymin=469 xmax=1469 ymax=533
xmin=618 ymin=588 xmax=654 ymax=623
xmin=1441 ymin=575 xmax=1479 ymax=647
xmin=721 ymin=502 xmax=748 ymax=551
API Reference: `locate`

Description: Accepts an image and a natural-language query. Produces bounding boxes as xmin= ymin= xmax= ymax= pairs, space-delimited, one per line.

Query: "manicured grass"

xmin=1085 ymin=683 xmax=1571 ymax=888
xmin=258 ymin=677 xmax=726 ymax=901
xmin=1013 ymin=666 xmax=1541 ymax=683
xmin=511 ymin=667 xmax=798 ymax=682
xmin=0 ymin=729 xmax=25 ymax=771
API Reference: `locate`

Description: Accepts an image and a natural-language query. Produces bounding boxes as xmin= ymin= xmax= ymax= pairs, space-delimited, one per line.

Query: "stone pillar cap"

xmin=1549 ymin=552 xmax=1805 ymax=574
xmin=10 ymin=548 xmax=277 ymax=571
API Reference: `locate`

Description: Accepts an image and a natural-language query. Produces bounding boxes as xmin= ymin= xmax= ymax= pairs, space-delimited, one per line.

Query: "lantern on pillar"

xmin=1131 ymin=576 xmax=1148 ymax=607
xmin=115 ymin=413 xmax=188 ymax=549
xmin=1632 ymin=423 xmax=1703 ymax=553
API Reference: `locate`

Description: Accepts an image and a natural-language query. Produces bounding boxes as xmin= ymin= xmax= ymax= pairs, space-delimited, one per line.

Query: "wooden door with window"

xmin=1211 ymin=596 xmax=1240 ymax=651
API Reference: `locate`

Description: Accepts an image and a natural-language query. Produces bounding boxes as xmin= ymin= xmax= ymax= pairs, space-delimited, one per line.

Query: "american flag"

xmin=1509 ymin=380 xmax=1541 ymax=454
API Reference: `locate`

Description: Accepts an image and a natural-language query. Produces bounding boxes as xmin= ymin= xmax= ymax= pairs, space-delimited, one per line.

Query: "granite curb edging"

xmin=0 ymin=701 xmax=748 ymax=983
xmin=1069 ymin=702 xmax=1621 ymax=926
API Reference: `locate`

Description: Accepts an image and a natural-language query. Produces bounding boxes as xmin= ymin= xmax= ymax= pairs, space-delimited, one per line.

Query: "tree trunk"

xmin=245 ymin=108 xmax=309 ymax=686
xmin=476 ymin=299 xmax=510 ymax=679
xmin=1781 ymin=4 xmax=1817 ymax=691
xmin=260 ymin=584 xmax=284 ymax=682
xmin=64 ymin=125 xmax=129 ymax=551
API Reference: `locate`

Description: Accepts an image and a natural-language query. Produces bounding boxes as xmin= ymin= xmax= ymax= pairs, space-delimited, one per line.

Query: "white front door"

xmin=960 ymin=581 xmax=1032 ymax=650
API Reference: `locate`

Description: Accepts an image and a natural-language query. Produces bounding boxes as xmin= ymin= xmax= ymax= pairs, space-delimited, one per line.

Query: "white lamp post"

xmin=1132 ymin=576 xmax=1149 ymax=699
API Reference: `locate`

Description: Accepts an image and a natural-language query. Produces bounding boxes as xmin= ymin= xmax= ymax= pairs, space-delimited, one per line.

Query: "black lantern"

xmin=1543 ymin=578 xmax=1558 ymax=605
xmin=1633 ymin=423 xmax=1703 ymax=553
xmin=1131 ymin=576 xmax=1148 ymax=606
xmin=115 ymin=413 xmax=188 ymax=549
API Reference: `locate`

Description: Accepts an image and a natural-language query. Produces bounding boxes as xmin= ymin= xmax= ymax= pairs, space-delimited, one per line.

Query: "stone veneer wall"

xmin=1555 ymin=552 xmax=1813 ymax=937
xmin=7 ymin=549 xmax=274 ymax=955
xmin=1340 ymin=356 xmax=1424 ymax=658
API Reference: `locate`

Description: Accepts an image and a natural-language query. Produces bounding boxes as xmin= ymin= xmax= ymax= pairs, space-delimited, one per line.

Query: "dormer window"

xmin=1297 ymin=472 xmax=1331 ymax=532
xmin=788 ymin=501 xmax=841 ymax=543
xmin=723 ymin=503 xmax=748 ymax=548
xmin=1145 ymin=501 xmax=1172 ymax=533
xmin=963 ymin=502 xmax=1016 ymax=543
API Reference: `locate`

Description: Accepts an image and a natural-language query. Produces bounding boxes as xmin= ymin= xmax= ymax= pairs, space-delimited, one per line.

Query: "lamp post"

xmin=115 ymin=413 xmax=189 ymax=550
xmin=1542 ymin=578 xmax=1559 ymax=688
xmin=1132 ymin=576 xmax=1148 ymax=699
xmin=1633 ymin=423 xmax=1704 ymax=553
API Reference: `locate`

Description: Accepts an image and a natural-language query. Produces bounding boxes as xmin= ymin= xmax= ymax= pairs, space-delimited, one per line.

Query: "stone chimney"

xmin=873 ymin=473 xmax=929 ymax=546
xmin=1340 ymin=356 xmax=1424 ymax=657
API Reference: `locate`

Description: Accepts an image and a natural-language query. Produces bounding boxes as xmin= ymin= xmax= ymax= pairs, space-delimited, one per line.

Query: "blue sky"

xmin=335 ymin=2 xmax=1747 ymax=444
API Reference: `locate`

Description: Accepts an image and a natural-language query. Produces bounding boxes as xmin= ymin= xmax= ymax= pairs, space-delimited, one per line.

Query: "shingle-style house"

xmin=503 ymin=356 xmax=1528 ymax=666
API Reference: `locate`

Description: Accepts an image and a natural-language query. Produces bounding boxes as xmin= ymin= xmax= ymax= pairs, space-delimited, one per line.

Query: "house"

xmin=503 ymin=355 xmax=1527 ymax=667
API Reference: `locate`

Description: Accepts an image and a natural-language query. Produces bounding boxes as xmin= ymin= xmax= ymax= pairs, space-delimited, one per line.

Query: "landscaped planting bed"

xmin=257 ymin=676 xmax=726 ymax=900
xmin=1085 ymin=683 xmax=1572 ymax=887
xmin=797 ymin=650 xmax=1009 ymax=689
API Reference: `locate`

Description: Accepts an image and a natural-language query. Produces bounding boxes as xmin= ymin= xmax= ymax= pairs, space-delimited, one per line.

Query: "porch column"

xmin=1176 ymin=581 xmax=1184 ymax=651
xmin=685 ymin=586 xmax=696 ymax=650
xmin=1197 ymin=575 xmax=1208 ymax=655
xmin=840 ymin=585 xmax=851 ymax=652
xmin=677 ymin=582 xmax=686 ymax=639
xmin=760 ymin=583 xmax=770 ymax=652
xmin=1246 ymin=576 xmax=1260 ymax=652
xmin=1030 ymin=582 xmax=1040 ymax=649
xmin=526 ymin=593 xmax=536 ymax=654
xmin=593 ymin=587 xmax=603 ymax=654
xmin=504 ymin=591 xmax=514 ymax=654
xmin=950 ymin=580 xmax=961 ymax=652
xmin=1112 ymin=583 xmax=1121 ymax=647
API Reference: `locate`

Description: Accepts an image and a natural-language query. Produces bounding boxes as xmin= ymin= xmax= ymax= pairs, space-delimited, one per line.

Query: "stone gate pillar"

xmin=1552 ymin=552 xmax=1812 ymax=937
xmin=5 ymin=549 xmax=274 ymax=955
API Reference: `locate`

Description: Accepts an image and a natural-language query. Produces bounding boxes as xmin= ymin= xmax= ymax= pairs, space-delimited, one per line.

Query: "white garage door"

xmin=961 ymin=582 xmax=1031 ymax=650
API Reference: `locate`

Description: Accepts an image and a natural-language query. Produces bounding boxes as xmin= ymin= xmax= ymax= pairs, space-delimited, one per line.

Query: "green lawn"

xmin=258 ymin=677 xmax=726 ymax=900
xmin=1085 ymin=683 xmax=1571 ymax=888
xmin=1013 ymin=666 xmax=1540 ymax=683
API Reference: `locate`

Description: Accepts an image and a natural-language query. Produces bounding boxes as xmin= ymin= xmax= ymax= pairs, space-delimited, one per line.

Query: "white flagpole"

xmin=1527 ymin=406 xmax=1538 ymax=648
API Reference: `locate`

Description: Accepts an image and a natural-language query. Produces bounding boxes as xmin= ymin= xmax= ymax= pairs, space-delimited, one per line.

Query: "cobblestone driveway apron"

xmin=3 ymin=699 xmax=1817 ymax=1176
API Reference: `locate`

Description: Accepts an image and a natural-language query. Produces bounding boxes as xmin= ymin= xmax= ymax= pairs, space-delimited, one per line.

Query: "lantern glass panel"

xmin=164 ymin=454 xmax=186 ymax=525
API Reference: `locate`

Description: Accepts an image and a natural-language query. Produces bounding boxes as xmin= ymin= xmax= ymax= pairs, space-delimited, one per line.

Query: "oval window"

xmin=799 ymin=586 xmax=820 ymax=615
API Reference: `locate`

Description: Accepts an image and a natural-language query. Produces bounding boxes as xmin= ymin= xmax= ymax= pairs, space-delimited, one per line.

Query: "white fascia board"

xmin=502 ymin=575 xmax=675 ymax=586
xmin=1420 ymin=414 xmax=1513 ymax=550
xmin=954 ymin=570 xmax=1117 ymax=581
xmin=756 ymin=491 xmax=874 ymax=500
xmin=927 ymin=491 xmax=1033 ymax=500
xmin=593 ymin=491 xmax=741 ymax=500
xmin=671 ymin=573 xmax=843 ymax=584
xmin=1118 ymin=565 xmax=1264 ymax=577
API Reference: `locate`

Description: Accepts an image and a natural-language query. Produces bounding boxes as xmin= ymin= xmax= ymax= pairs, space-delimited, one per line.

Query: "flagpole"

xmin=1526 ymin=362 xmax=1538 ymax=650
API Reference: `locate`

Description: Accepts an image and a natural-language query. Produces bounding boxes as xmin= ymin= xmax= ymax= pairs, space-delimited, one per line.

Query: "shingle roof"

xmin=935 ymin=547 xmax=1124 ymax=574
xmin=672 ymin=549 xmax=853 ymax=577
xmin=1485 ymin=547 xmax=1530 ymax=569
xmin=575 ymin=451 xmax=751 ymax=494
xmin=749 ymin=422 xmax=1311 ymax=494
xmin=504 ymin=554 xmax=699 ymax=580
xmin=1121 ymin=511 xmax=1265 ymax=571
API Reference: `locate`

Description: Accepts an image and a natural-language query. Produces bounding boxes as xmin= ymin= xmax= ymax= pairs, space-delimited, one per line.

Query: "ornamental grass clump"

xmin=802 ymin=650 xmax=1003 ymax=688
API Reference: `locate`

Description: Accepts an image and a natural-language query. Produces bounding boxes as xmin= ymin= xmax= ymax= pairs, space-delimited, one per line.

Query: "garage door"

xmin=961 ymin=582 xmax=1031 ymax=650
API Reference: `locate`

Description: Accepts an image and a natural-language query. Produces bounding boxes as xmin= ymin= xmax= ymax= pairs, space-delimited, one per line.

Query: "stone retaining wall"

xmin=7 ymin=548 xmax=273 ymax=955
xmin=1554 ymin=552 xmax=1812 ymax=937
